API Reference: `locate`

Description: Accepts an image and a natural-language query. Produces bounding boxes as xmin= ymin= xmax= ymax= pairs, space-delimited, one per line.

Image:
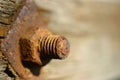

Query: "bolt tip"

xmin=56 ymin=36 xmax=70 ymax=59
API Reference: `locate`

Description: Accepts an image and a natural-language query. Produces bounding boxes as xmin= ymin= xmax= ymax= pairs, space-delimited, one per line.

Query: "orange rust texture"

xmin=19 ymin=28 xmax=51 ymax=65
xmin=1 ymin=0 xmax=45 ymax=80
xmin=1 ymin=0 xmax=70 ymax=80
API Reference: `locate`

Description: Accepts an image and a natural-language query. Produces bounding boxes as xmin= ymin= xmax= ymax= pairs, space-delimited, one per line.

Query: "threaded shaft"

xmin=39 ymin=35 xmax=70 ymax=59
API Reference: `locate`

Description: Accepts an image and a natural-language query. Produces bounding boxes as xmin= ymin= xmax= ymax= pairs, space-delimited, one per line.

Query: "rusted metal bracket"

xmin=0 ymin=0 xmax=70 ymax=80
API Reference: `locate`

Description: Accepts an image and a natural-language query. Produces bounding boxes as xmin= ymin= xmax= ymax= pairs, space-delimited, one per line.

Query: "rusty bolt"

xmin=39 ymin=35 xmax=70 ymax=59
xmin=1 ymin=0 xmax=70 ymax=79
xmin=19 ymin=28 xmax=70 ymax=65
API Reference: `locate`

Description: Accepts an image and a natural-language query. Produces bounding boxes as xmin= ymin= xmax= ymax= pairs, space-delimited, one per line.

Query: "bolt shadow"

xmin=22 ymin=58 xmax=51 ymax=76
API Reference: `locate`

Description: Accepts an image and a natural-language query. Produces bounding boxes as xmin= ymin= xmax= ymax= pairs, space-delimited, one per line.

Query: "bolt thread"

xmin=39 ymin=35 xmax=59 ymax=59
xmin=39 ymin=35 xmax=70 ymax=59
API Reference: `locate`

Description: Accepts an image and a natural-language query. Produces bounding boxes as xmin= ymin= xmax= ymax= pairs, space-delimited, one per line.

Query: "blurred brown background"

xmin=34 ymin=0 xmax=120 ymax=80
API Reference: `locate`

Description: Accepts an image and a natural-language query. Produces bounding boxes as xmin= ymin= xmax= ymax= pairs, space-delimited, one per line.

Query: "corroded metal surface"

xmin=39 ymin=35 xmax=70 ymax=59
xmin=1 ymin=0 xmax=44 ymax=79
xmin=0 ymin=0 xmax=24 ymax=37
xmin=1 ymin=0 xmax=70 ymax=80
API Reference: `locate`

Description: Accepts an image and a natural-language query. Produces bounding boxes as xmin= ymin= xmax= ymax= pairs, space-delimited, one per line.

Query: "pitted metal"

xmin=0 ymin=0 xmax=70 ymax=80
